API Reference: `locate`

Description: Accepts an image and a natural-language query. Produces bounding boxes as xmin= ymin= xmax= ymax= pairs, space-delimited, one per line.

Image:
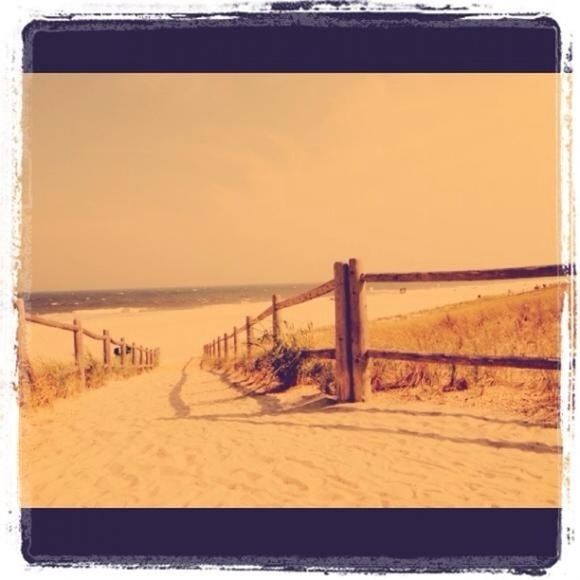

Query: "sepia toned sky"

xmin=22 ymin=73 xmax=560 ymax=291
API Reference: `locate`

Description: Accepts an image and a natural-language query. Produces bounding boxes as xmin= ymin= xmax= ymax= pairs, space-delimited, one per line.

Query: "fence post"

xmin=272 ymin=294 xmax=281 ymax=343
xmin=73 ymin=318 xmax=86 ymax=389
xmin=223 ymin=332 xmax=229 ymax=360
xmin=139 ymin=345 xmax=144 ymax=369
xmin=103 ymin=329 xmax=111 ymax=371
xmin=246 ymin=316 xmax=253 ymax=359
xmin=334 ymin=262 xmax=353 ymax=402
xmin=348 ymin=258 xmax=370 ymax=402
xmin=120 ymin=338 xmax=126 ymax=367
xmin=217 ymin=336 xmax=222 ymax=359
xmin=233 ymin=326 xmax=238 ymax=358
xmin=15 ymin=298 xmax=36 ymax=391
xmin=131 ymin=342 xmax=136 ymax=366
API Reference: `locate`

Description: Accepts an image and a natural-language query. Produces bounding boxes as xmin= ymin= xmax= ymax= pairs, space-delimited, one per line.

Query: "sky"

xmin=21 ymin=73 xmax=560 ymax=291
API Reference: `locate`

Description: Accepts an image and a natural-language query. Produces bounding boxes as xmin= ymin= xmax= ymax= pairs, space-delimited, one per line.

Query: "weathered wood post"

xmin=272 ymin=294 xmax=281 ymax=343
xmin=15 ymin=298 xmax=36 ymax=390
xmin=348 ymin=258 xmax=370 ymax=402
xmin=103 ymin=329 xmax=112 ymax=371
xmin=139 ymin=345 xmax=144 ymax=369
xmin=120 ymin=338 xmax=126 ymax=367
xmin=73 ymin=318 xmax=86 ymax=389
xmin=334 ymin=262 xmax=353 ymax=402
xmin=211 ymin=340 xmax=215 ymax=358
xmin=246 ymin=316 xmax=253 ymax=359
xmin=233 ymin=326 xmax=238 ymax=358
xmin=217 ymin=336 xmax=222 ymax=359
xmin=131 ymin=342 xmax=137 ymax=366
xmin=223 ymin=332 xmax=229 ymax=360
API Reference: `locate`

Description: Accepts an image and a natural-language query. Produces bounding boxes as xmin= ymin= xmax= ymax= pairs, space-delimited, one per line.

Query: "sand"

xmin=19 ymin=286 xmax=562 ymax=507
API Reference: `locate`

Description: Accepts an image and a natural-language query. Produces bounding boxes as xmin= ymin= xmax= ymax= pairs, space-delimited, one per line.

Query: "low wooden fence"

xmin=15 ymin=298 xmax=160 ymax=389
xmin=203 ymin=259 xmax=572 ymax=403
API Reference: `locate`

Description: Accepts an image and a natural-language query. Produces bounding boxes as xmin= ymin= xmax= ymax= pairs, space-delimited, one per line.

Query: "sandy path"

xmin=20 ymin=357 xmax=561 ymax=508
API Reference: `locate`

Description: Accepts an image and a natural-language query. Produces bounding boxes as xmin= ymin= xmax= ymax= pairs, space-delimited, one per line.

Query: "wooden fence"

xmin=15 ymin=298 xmax=160 ymax=390
xmin=203 ymin=259 xmax=572 ymax=403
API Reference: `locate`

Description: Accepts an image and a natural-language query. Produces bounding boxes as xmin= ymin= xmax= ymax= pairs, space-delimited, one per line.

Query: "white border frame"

xmin=1 ymin=1 xmax=577 ymax=578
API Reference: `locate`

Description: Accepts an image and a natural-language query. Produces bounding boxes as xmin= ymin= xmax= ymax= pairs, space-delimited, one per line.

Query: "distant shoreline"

xmin=22 ymin=278 xmax=565 ymax=316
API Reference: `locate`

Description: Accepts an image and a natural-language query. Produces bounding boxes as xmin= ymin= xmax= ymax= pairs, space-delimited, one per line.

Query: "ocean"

xmin=23 ymin=284 xmax=316 ymax=314
xmin=22 ymin=278 xmax=562 ymax=315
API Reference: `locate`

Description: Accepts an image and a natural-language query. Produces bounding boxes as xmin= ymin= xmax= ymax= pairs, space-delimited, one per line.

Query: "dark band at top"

xmin=23 ymin=13 xmax=561 ymax=73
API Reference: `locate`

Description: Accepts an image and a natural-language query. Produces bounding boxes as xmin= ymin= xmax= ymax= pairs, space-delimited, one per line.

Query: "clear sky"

xmin=22 ymin=73 xmax=560 ymax=291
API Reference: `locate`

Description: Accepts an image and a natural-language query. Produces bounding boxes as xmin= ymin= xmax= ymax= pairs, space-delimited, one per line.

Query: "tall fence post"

xmin=131 ymin=342 xmax=136 ymax=366
xmin=233 ymin=326 xmax=238 ymax=358
xmin=334 ymin=262 xmax=353 ymax=402
xmin=120 ymin=338 xmax=126 ymax=367
xmin=217 ymin=336 xmax=222 ymax=359
xmin=73 ymin=318 xmax=86 ymax=389
xmin=348 ymin=258 xmax=370 ymax=402
xmin=103 ymin=329 xmax=111 ymax=371
xmin=272 ymin=294 xmax=281 ymax=343
xmin=246 ymin=316 xmax=253 ymax=359
xmin=139 ymin=345 xmax=144 ymax=369
xmin=223 ymin=332 xmax=229 ymax=360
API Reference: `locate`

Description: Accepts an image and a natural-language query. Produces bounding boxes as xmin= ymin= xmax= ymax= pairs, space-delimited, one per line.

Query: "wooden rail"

xmin=15 ymin=298 xmax=160 ymax=391
xmin=366 ymin=349 xmax=561 ymax=371
xmin=277 ymin=280 xmax=335 ymax=310
xmin=302 ymin=348 xmax=336 ymax=360
xmin=202 ymin=258 xmax=572 ymax=404
xmin=363 ymin=264 xmax=571 ymax=284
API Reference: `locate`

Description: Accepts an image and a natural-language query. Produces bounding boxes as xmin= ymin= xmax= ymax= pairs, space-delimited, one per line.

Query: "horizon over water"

xmin=23 ymin=283 xmax=320 ymax=314
xmin=22 ymin=278 xmax=563 ymax=315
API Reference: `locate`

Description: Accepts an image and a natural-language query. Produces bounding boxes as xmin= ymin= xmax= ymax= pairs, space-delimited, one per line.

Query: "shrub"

xmin=248 ymin=324 xmax=314 ymax=390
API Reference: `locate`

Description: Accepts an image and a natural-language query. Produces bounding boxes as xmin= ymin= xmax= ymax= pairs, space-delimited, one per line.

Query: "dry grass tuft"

xmin=204 ymin=285 xmax=567 ymax=423
xmin=310 ymin=285 xmax=566 ymax=423
xmin=20 ymin=354 xmax=146 ymax=408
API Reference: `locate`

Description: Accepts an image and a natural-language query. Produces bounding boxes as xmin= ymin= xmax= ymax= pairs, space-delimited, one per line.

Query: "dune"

xmin=19 ymin=284 xmax=563 ymax=508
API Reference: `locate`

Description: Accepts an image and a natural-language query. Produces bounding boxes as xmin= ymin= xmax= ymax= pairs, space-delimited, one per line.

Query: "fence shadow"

xmin=321 ymin=404 xmax=558 ymax=430
xmin=160 ymin=411 xmax=561 ymax=455
xmin=188 ymin=368 xmax=285 ymax=415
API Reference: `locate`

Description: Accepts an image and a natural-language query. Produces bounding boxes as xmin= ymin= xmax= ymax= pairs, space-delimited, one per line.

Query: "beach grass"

xmin=21 ymin=354 xmax=146 ymax=408
xmin=205 ymin=285 xmax=566 ymax=422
